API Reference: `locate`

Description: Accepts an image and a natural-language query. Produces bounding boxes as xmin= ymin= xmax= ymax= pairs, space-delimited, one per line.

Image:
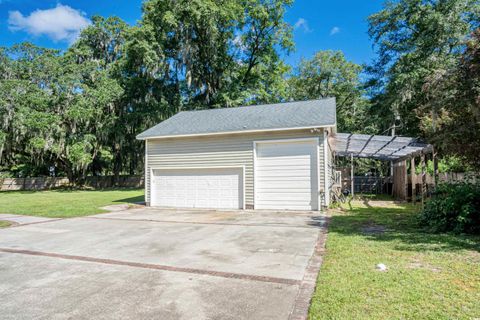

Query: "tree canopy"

xmin=288 ymin=50 xmax=375 ymax=133
xmin=367 ymin=0 xmax=480 ymax=167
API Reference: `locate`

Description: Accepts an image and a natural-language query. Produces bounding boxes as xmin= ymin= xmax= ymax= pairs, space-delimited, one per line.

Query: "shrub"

xmin=415 ymin=156 xmax=472 ymax=175
xmin=419 ymin=181 xmax=480 ymax=234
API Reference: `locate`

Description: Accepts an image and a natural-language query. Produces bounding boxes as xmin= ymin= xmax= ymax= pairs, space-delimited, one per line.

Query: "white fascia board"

xmin=137 ymin=124 xmax=336 ymax=140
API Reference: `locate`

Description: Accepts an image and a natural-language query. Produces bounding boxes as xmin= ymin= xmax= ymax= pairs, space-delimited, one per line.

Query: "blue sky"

xmin=0 ymin=0 xmax=383 ymax=66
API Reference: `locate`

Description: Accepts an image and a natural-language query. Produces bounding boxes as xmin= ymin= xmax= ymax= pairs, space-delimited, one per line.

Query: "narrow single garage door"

xmin=255 ymin=139 xmax=318 ymax=210
xmin=151 ymin=168 xmax=243 ymax=209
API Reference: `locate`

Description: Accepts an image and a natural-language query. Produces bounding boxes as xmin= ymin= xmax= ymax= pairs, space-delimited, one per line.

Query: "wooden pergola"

xmin=331 ymin=133 xmax=436 ymax=204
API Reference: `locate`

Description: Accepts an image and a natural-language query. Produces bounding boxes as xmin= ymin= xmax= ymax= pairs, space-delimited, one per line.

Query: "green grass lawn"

xmin=0 ymin=189 xmax=144 ymax=218
xmin=309 ymin=197 xmax=480 ymax=320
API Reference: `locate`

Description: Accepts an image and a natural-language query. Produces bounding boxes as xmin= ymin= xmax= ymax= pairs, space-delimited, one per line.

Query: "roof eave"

xmin=136 ymin=123 xmax=337 ymax=140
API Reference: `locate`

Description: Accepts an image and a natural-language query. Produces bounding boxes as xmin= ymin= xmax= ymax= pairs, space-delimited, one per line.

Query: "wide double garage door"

xmin=150 ymin=139 xmax=318 ymax=210
xmin=151 ymin=168 xmax=244 ymax=209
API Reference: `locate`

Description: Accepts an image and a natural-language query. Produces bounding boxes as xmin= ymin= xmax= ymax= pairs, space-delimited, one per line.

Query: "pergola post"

xmin=350 ymin=153 xmax=354 ymax=198
xmin=403 ymin=160 xmax=408 ymax=201
xmin=390 ymin=160 xmax=394 ymax=196
xmin=410 ymin=157 xmax=416 ymax=204
xmin=421 ymin=153 xmax=426 ymax=208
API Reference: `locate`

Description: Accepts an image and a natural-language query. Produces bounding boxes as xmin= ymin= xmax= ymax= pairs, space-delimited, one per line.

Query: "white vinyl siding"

xmin=255 ymin=139 xmax=318 ymax=210
xmin=145 ymin=129 xmax=327 ymax=209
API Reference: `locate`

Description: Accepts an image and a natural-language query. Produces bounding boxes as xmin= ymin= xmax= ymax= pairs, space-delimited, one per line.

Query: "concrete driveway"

xmin=0 ymin=207 xmax=328 ymax=320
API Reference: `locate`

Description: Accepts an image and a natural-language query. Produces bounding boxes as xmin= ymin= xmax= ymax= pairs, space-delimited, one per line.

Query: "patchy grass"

xmin=0 ymin=220 xmax=13 ymax=228
xmin=309 ymin=196 xmax=480 ymax=320
xmin=0 ymin=189 xmax=144 ymax=218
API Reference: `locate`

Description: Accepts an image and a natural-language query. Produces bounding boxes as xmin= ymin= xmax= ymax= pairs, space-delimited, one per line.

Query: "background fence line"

xmin=0 ymin=175 xmax=144 ymax=191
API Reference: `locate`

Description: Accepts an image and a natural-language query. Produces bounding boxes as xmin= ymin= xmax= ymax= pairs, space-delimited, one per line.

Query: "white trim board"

xmin=145 ymin=140 xmax=149 ymax=204
xmin=323 ymin=130 xmax=330 ymax=208
xmin=138 ymin=125 xmax=335 ymax=140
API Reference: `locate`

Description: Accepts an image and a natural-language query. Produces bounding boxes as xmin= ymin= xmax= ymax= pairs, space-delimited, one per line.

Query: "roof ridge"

xmin=179 ymin=97 xmax=335 ymax=113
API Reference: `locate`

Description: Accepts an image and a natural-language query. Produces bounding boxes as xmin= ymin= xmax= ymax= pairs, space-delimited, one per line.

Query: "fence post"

xmin=432 ymin=147 xmax=438 ymax=188
xmin=403 ymin=160 xmax=408 ymax=201
xmin=411 ymin=157 xmax=416 ymax=204
xmin=350 ymin=153 xmax=354 ymax=198
xmin=421 ymin=153 xmax=426 ymax=209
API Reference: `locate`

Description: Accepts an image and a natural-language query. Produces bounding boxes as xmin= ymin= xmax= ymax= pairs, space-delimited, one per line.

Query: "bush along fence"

xmin=0 ymin=175 xmax=144 ymax=191
xmin=419 ymin=181 xmax=480 ymax=235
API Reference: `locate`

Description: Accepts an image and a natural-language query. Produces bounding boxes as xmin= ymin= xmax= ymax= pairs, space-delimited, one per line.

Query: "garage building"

xmin=137 ymin=98 xmax=337 ymax=211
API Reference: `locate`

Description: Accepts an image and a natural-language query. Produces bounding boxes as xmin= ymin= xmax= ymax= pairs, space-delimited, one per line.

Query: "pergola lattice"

xmin=332 ymin=133 xmax=433 ymax=161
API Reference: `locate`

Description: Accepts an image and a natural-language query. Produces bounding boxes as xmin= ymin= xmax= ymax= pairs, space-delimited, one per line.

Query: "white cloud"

xmin=330 ymin=26 xmax=341 ymax=36
xmin=232 ymin=34 xmax=245 ymax=49
xmin=294 ymin=18 xmax=312 ymax=33
xmin=8 ymin=4 xmax=90 ymax=43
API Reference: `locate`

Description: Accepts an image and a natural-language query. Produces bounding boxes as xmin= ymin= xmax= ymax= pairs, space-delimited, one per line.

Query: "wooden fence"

xmin=0 ymin=175 xmax=144 ymax=191
xmin=337 ymin=167 xmax=476 ymax=200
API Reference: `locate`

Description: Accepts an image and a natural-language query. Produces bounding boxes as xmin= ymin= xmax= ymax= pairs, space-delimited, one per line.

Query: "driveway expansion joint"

xmin=0 ymin=247 xmax=301 ymax=286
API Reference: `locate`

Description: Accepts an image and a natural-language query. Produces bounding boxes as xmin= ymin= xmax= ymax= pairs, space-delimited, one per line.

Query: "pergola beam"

xmin=371 ymin=136 xmax=397 ymax=157
xmin=357 ymin=134 xmax=375 ymax=155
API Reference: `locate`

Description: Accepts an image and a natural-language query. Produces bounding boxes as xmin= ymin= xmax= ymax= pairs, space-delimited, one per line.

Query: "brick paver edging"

xmin=9 ymin=218 xmax=64 ymax=228
xmin=87 ymin=216 xmax=320 ymax=229
xmin=288 ymin=215 xmax=331 ymax=320
xmin=0 ymin=247 xmax=301 ymax=286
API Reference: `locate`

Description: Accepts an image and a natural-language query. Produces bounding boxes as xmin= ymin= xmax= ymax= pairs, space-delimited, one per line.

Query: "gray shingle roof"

xmin=137 ymin=98 xmax=336 ymax=139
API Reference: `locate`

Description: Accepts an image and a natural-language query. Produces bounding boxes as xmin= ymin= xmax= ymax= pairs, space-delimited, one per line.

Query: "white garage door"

xmin=151 ymin=168 xmax=243 ymax=209
xmin=255 ymin=139 xmax=318 ymax=210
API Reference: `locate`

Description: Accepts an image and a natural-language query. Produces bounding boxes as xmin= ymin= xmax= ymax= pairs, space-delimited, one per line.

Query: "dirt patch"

xmin=451 ymin=278 xmax=477 ymax=292
xmin=407 ymin=259 xmax=441 ymax=273
xmin=359 ymin=199 xmax=407 ymax=208
xmin=197 ymin=212 xmax=238 ymax=222
xmin=0 ymin=220 xmax=18 ymax=228
xmin=101 ymin=203 xmax=145 ymax=212
xmin=361 ymin=224 xmax=387 ymax=235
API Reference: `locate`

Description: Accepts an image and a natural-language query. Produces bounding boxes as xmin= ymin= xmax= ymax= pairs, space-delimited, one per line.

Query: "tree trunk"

xmin=112 ymin=144 xmax=122 ymax=186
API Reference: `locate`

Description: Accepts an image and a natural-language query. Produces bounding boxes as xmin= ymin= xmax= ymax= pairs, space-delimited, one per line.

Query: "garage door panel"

xmin=254 ymin=165 xmax=311 ymax=171
xmin=256 ymin=193 xmax=312 ymax=201
xmin=256 ymin=176 xmax=313 ymax=182
xmin=255 ymin=140 xmax=318 ymax=211
xmin=256 ymin=188 xmax=312 ymax=194
xmin=256 ymin=183 xmax=311 ymax=190
xmin=256 ymin=170 xmax=310 ymax=178
xmin=257 ymin=143 xmax=315 ymax=156
xmin=255 ymin=203 xmax=313 ymax=210
xmin=255 ymin=156 xmax=312 ymax=163
xmin=152 ymin=168 xmax=243 ymax=209
xmin=257 ymin=198 xmax=311 ymax=204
